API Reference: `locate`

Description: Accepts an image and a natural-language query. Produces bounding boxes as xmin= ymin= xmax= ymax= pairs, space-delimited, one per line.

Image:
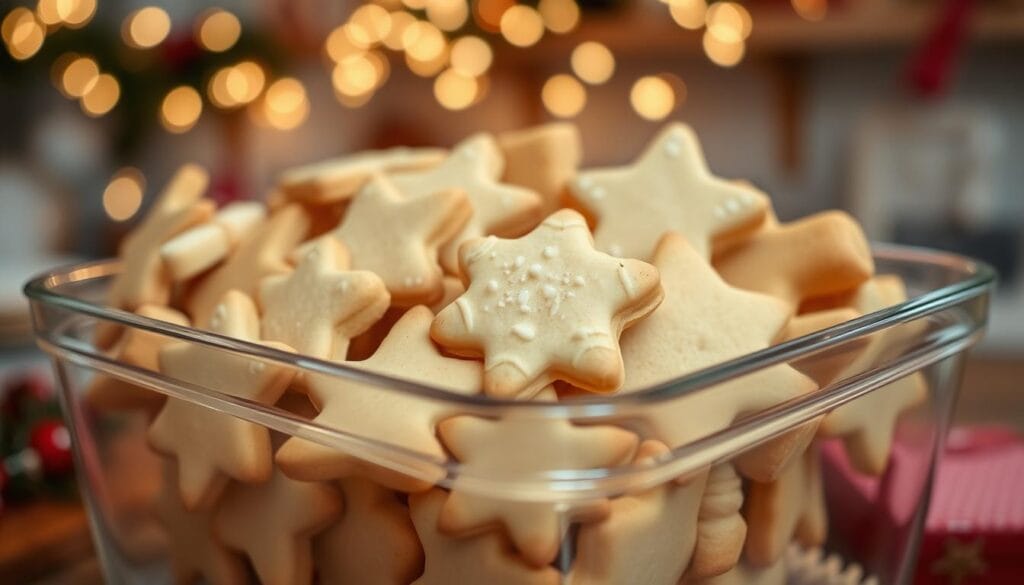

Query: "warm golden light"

xmin=208 ymin=66 xmax=238 ymax=108
xmin=62 ymin=56 xmax=100 ymax=97
xmin=500 ymin=5 xmax=544 ymax=47
xmin=702 ymin=31 xmax=745 ymax=67
xmin=382 ymin=10 xmax=416 ymax=50
xmin=434 ymin=68 xmax=478 ymax=110
xmin=196 ymin=8 xmax=241 ymax=52
xmin=426 ymin=0 xmax=468 ymax=32
xmin=450 ymin=35 xmax=492 ymax=77
xmin=542 ymin=74 xmax=586 ymax=118
xmin=80 ymin=73 xmax=120 ymax=116
xmin=335 ymin=90 xmax=374 ymax=109
xmin=669 ymin=0 xmax=707 ymax=30
xmin=3 ymin=8 xmax=44 ymax=60
xmin=103 ymin=168 xmax=145 ymax=222
xmin=402 ymin=0 xmax=428 ymax=10
xmin=792 ymin=0 xmax=827 ymax=22
xmin=332 ymin=53 xmax=378 ymax=97
xmin=403 ymin=20 xmax=446 ymax=61
xmin=124 ymin=7 xmax=171 ymax=49
xmin=705 ymin=1 xmax=752 ymax=43
xmin=405 ymin=47 xmax=449 ymax=77
xmin=63 ymin=0 xmax=95 ymax=28
xmin=35 ymin=0 xmax=65 ymax=26
xmin=474 ymin=0 xmax=514 ymax=33
xmin=260 ymin=78 xmax=309 ymax=130
xmin=326 ymin=24 xmax=361 ymax=62
xmin=658 ymin=72 xmax=688 ymax=108
xmin=538 ymin=0 xmax=580 ymax=34
xmin=630 ymin=75 xmax=675 ymax=121
xmin=161 ymin=86 xmax=203 ymax=133
xmin=347 ymin=4 xmax=391 ymax=47
xmin=571 ymin=41 xmax=614 ymax=85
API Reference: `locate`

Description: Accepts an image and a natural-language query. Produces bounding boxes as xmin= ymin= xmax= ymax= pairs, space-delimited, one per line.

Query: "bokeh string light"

xmin=538 ymin=0 xmax=580 ymax=34
xmin=2 ymin=7 xmax=45 ymax=60
xmin=792 ymin=0 xmax=828 ymax=22
xmin=434 ymin=68 xmax=479 ymax=110
xmin=80 ymin=73 xmax=120 ymax=116
xmin=161 ymin=86 xmax=203 ymax=133
xmin=196 ymin=8 xmax=241 ymax=52
xmin=123 ymin=6 xmax=172 ymax=49
xmin=254 ymin=78 xmax=310 ymax=131
xmin=102 ymin=168 xmax=146 ymax=222
xmin=450 ymin=35 xmax=493 ymax=77
xmin=630 ymin=75 xmax=676 ymax=121
xmin=669 ymin=0 xmax=707 ymax=30
xmin=500 ymin=5 xmax=544 ymax=48
xmin=571 ymin=41 xmax=615 ymax=85
xmin=542 ymin=74 xmax=586 ymax=118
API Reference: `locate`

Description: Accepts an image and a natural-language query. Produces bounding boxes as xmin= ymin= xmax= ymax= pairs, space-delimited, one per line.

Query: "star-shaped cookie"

xmin=323 ymin=174 xmax=471 ymax=306
xmin=410 ymin=489 xmax=560 ymax=585
xmin=431 ymin=209 xmax=663 ymax=399
xmin=812 ymin=275 xmax=928 ymax=475
xmin=314 ymin=477 xmax=424 ymax=585
xmin=148 ymin=291 xmax=296 ymax=509
xmin=106 ymin=164 xmax=215 ymax=313
xmin=260 ymin=238 xmax=389 ymax=360
xmin=214 ymin=466 xmax=343 ymax=585
xmin=389 ymin=133 xmax=544 ymax=274
xmin=279 ymin=147 xmax=447 ymax=204
xmin=567 ymin=123 xmax=768 ymax=260
xmin=618 ymin=233 xmax=817 ymax=480
xmin=156 ymin=461 xmax=247 ymax=585
xmin=275 ymin=306 xmax=482 ymax=491
xmin=713 ymin=210 xmax=875 ymax=310
xmin=86 ymin=305 xmax=189 ymax=413
xmin=161 ymin=201 xmax=266 ymax=282
xmin=497 ymin=122 xmax=582 ymax=216
xmin=436 ymin=388 xmax=638 ymax=567
xmin=186 ymin=203 xmax=310 ymax=327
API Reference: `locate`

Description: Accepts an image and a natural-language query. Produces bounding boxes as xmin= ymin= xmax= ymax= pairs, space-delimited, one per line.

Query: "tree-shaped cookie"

xmin=713 ymin=210 xmax=874 ymax=310
xmin=389 ymin=133 xmax=543 ymax=274
xmin=319 ymin=175 xmax=471 ymax=306
xmin=567 ymin=123 xmax=768 ymax=260
xmin=410 ymin=489 xmax=560 ymax=585
xmin=436 ymin=388 xmax=638 ymax=567
xmin=314 ymin=477 xmax=425 ymax=585
xmin=278 ymin=147 xmax=447 ymax=204
xmin=186 ymin=203 xmax=310 ymax=327
xmin=214 ymin=466 xmax=343 ymax=585
xmin=619 ymin=233 xmax=817 ymax=480
xmin=275 ymin=306 xmax=482 ymax=491
xmin=432 ymin=209 xmax=663 ymax=399
xmin=148 ymin=290 xmax=296 ymax=509
xmin=260 ymin=238 xmax=389 ymax=360
xmin=497 ymin=122 xmax=582 ymax=216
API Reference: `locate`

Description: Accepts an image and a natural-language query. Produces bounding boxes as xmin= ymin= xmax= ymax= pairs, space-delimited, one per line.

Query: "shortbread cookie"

xmin=812 ymin=276 xmax=929 ymax=475
xmin=497 ymin=122 xmax=582 ymax=215
xmin=315 ymin=477 xmax=424 ymax=585
xmin=276 ymin=306 xmax=482 ymax=491
xmin=436 ymin=388 xmax=638 ymax=566
xmin=157 ymin=461 xmax=247 ymax=585
xmin=161 ymin=201 xmax=266 ymax=281
xmin=619 ymin=233 xmax=817 ymax=480
xmin=389 ymin=133 xmax=544 ymax=275
xmin=279 ymin=147 xmax=447 ymax=204
xmin=148 ymin=291 xmax=296 ymax=509
xmin=688 ymin=464 xmax=747 ymax=579
xmin=713 ymin=211 xmax=874 ymax=310
xmin=260 ymin=238 xmax=389 ymax=360
xmin=567 ymin=123 xmax=768 ymax=260
xmin=316 ymin=174 xmax=471 ymax=306
xmin=410 ymin=489 xmax=561 ymax=585
xmin=691 ymin=558 xmax=786 ymax=585
xmin=86 ymin=305 xmax=189 ymax=412
xmin=570 ymin=440 xmax=707 ymax=585
xmin=432 ymin=209 xmax=663 ymax=398
xmin=214 ymin=466 xmax=343 ymax=585
xmin=744 ymin=443 xmax=827 ymax=567
xmin=186 ymin=204 xmax=310 ymax=327
xmin=780 ymin=308 xmax=864 ymax=390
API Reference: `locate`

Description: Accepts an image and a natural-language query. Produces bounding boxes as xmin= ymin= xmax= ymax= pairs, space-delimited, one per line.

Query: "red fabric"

xmin=905 ymin=0 xmax=975 ymax=97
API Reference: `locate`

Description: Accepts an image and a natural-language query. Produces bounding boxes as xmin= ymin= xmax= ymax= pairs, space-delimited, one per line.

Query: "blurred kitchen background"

xmin=0 ymin=0 xmax=1021 ymax=580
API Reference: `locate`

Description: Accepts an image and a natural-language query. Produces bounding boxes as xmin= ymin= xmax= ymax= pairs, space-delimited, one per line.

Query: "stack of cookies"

xmin=87 ymin=122 xmax=925 ymax=585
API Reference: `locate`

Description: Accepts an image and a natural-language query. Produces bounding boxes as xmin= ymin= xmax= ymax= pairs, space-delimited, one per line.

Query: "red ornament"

xmin=1 ymin=371 xmax=52 ymax=420
xmin=28 ymin=420 xmax=74 ymax=477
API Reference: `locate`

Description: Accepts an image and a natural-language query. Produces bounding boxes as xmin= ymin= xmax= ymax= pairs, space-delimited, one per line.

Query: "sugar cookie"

xmin=436 ymin=388 xmax=638 ymax=567
xmin=161 ymin=201 xmax=266 ymax=282
xmin=410 ymin=488 xmax=560 ymax=585
xmin=260 ymin=238 xmax=389 ymax=361
xmin=157 ymin=461 xmax=247 ymax=585
xmin=275 ymin=306 xmax=482 ymax=491
xmin=86 ymin=305 xmax=189 ymax=412
xmin=316 ymin=174 xmax=471 ymax=306
xmin=214 ymin=466 xmax=343 ymax=585
xmin=713 ymin=211 xmax=874 ymax=310
xmin=148 ymin=291 xmax=296 ymax=509
xmin=688 ymin=464 xmax=747 ymax=579
xmin=432 ymin=209 xmax=662 ymax=399
xmin=743 ymin=444 xmax=827 ymax=567
xmin=389 ymin=133 xmax=544 ymax=275
xmin=278 ymin=147 xmax=447 ymax=204
xmin=497 ymin=122 xmax=582 ymax=215
xmin=780 ymin=308 xmax=864 ymax=390
xmin=567 ymin=123 xmax=768 ymax=260
xmin=691 ymin=558 xmax=786 ymax=585
xmin=619 ymin=233 xmax=817 ymax=480
xmin=186 ymin=204 xmax=310 ymax=327
xmin=315 ymin=477 xmax=424 ymax=585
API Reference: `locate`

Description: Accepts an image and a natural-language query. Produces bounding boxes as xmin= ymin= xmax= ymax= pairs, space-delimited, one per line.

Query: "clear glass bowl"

xmin=24 ymin=244 xmax=994 ymax=585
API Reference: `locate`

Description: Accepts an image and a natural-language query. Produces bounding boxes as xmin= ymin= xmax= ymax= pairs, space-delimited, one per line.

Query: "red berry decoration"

xmin=28 ymin=420 xmax=74 ymax=477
